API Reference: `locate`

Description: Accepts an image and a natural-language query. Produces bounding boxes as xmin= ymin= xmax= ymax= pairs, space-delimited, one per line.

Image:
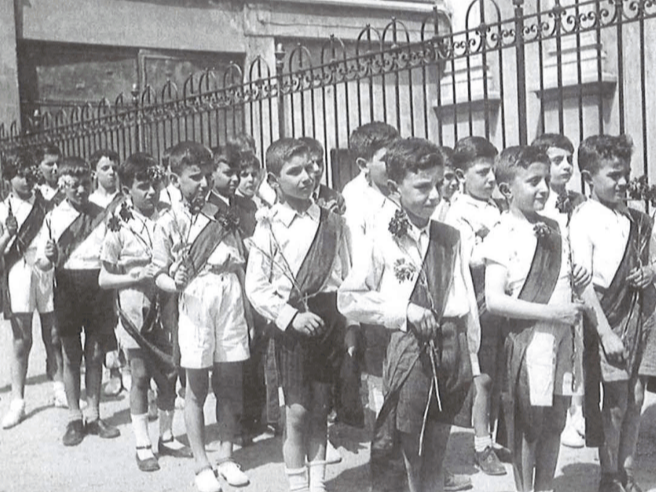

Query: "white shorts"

xmin=178 ymin=272 xmax=249 ymax=369
xmin=7 ymin=261 xmax=54 ymax=314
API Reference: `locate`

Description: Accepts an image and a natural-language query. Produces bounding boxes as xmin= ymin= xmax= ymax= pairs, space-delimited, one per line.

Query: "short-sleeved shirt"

xmin=0 ymin=193 xmax=39 ymax=265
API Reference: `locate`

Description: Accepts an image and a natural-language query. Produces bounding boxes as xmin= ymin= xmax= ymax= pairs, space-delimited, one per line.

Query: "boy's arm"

xmin=98 ymin=231 xmax=154 ymax=290
xmin=35 ymin=217 xmax=56 ymax=271
xmin=458 ymin=245 xmax=482 ymax=376
xmin=152 ymin=219 xmax=180 ymax=293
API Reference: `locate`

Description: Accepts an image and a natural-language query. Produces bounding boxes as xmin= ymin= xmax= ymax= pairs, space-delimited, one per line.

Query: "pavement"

xmin=2 ymin=315 xmax=656 ymax=492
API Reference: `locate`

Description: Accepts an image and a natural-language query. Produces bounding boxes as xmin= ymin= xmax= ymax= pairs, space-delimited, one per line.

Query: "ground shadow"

xmin=104 ymin=406 xmax=131 ymax=428
xmin=329 ymin=421 xmax=370 ymax=456
xmin=0 ymin=373 xmax=50 ymax=393
xmin=326 ymin=462 xmax=371 ymax=492
xmin=553 ymin=463 xmax=599 ymax=492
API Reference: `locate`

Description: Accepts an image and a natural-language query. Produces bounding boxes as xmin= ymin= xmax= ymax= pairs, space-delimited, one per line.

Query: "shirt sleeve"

xmin=35 ymin=211 xmax=53 ymax=265
xmin=569 ymin=209 xmax=593 ymax=275
xmin=152 ymin=217 xmax=174 ymax=274
xmin=244 ymin=222 xmax=299 ymax=331
xmin=100 ymin=229 xmax=122 ymax=266
xmin=481 ymin=225 xmax=510 ymax=268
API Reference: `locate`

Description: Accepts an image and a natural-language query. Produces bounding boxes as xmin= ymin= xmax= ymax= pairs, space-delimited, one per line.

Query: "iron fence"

xmin=2 ymin=0 xmax=656 ymax=189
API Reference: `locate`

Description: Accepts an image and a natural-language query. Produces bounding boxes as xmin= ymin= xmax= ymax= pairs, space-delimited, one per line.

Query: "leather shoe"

xmin=63 ymin=419 xmax=85 ymax=447
xmin=599 ymin=474 xmax=627 ymax=492
xmin=136 ymin=445 xmax=160 ymax=472
xmin=86 ymin=419 xmax=120 ymax=439
xmin=158 ymin=437 xmax=193 ymax=458
xmin=475 ymin=446 xmax=507 ymax=476
xmin=444 ymin=469 xmax=472 ymax=491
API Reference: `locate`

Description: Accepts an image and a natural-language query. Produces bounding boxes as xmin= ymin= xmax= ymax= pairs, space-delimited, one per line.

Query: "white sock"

xmin=307 ymin=460 xmax=327 ymax=492
xmin=159 ymin=409 xmax=174 ymax=439
xmin=131 ymin=413 xmax=153 ymax=459
xmin=285 ymin=466 xmax=309 ymax=492
xmin=474 ymin=435 xmax=493 ymax=453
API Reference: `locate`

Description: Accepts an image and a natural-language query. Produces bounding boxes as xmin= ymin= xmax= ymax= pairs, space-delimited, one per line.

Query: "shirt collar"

xmin=454 ymin=192 xmax=496 ymax=210
xmin=273 ymin=202 xmax=321 ymax=228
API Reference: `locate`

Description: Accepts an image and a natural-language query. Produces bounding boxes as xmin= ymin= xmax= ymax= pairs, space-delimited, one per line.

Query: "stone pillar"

xmin=0 ymin=1 xmax=20 ymax=131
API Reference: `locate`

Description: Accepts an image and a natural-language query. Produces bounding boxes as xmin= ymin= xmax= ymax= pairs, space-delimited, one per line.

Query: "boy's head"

xmin=58 ymin=156 xmax=92 ymax=208
xmin=237 ymin=151 xmax=263 ymax=198
xmin=495 ymin=146 xmax=551 ymax=215
xmin=385 ymin=138 xmax=443 ymax=224
xmin=299 ymin=137 xmax=325 ymax=191
xmin=227 ymin=133 xmax=257 ymax=154
xmin=168 ymin=141 xmax=213 ymax=209
xmin=210 ymin=144 xmax=240 ymax=198
xmin=35 ymin=143 xmax=61 ymax=187
xmin=438 ymin=146 xmax=458 ymax=201
xmin=265 ymin=138 xmax=314 ymax=204
xmin=89 ymin=149 xmax=119 ymax=193
xmin=3 ymin=149 xmax=38 ymax=198
xmin=578 ymin=134 xmax=633 ymax=207
xmin=452 ymin=136 xmax=498 ymax=201
xmin=531 ymin=133 xmax=575 ymax=190
xmin=119 ymin=153 xmax=163 ymax=215
xmin=348 ymin=122 xmax=399 ymax=193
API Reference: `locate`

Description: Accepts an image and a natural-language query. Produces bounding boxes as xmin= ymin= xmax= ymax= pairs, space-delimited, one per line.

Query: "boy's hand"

xmin=549 ymin=301 xmax=586 ymax=326
xmin=174 ymin=265 xmax=189 ymax=290
xmin=600 ymin=331 xmax=626 ymax=364
xmin=291 ymin=312 xmax=325 ymax=336
xmin=571 ymin=264 xmax=592 ymax=293
xmin=407 ymin=303 xmax=439 ymax=339
xmin=44 ymin=239 xmax=58 ymax=263
xmin=5 ymin=214 xmax=18 ymax=237
xmin=140 ymin=264 xmax=159 ymax=282
xmin=627 ymin=265 xmax=655 ymax=289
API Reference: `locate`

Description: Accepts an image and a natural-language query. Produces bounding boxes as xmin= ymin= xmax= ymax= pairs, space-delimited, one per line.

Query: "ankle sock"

xmin=285 ymin=466 xmax=309 ymax=492
xmin=69 ymin=409 xmax=83 ymax=423
xmin=307 ymin=460 xmax=327 ymax=492
xmin=85 ymin=404 xmax=99 ymax=423
xmin=474 ymin=435 xmax=493 ymax=453
xmin=159 ymin=409 xmax=174 ymax=438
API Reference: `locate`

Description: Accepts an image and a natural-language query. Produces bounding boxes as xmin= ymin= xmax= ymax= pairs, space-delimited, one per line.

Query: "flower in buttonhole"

xmin=389 ymin=209 xmax=411 ymax=240
xmin=118 ymin=201 xmax=134 ymax=223
xmin=394 ymin=258 xmax=417 ymax=283
xmin=107 ymin=214 xmax=122 ymax=233
xmin=217 ymin=208 xmax=240 ymax=232
xmin=555 ymin=191 xmax=575 ymax=217
xmin=533 ymin=222 xmax=550 ymax=239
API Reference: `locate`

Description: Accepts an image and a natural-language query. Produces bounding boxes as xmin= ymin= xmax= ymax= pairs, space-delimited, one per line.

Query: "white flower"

xmin=255 ymin=206 xmax=274 ymax=223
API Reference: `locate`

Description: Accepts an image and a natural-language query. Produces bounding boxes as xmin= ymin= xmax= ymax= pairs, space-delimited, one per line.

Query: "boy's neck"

xmin=66 ymin=199 xmax=89 ymax=214
xmin=95 ymin=186 xmax=117 ymax=197
xmin=282 ymin=195 xmax=312 ymax=214
xmin=464 ymin=189 xmax=490 ymax=203
xmin=550 ymin=183 xmax=567 ymax=196
xmin=133 ymin=203 xmax=156 ymax=220
xmin=11 ymin=189 xmax=32 ymax=201
xmin=589 ymin=192 xmax=625 ymax=213
xmin=405 ymin=208 xmax=430 ymax=230
xmin=509 ymin=204 xmax=542 ymax=224
xmin=213 ymin=189 xmax=232 ymax=203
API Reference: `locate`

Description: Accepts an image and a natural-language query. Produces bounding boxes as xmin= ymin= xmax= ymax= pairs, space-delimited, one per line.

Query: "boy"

xmin=433 ymin=146 xmax=457 ymax=222
xmin=570 ymin=135 xmax=656 ymax=492
xmin=35 ymin=156 xmax=121 ymax=446
xmin=234 ymin=150 xmax=266 ymax=238
xmin=531 ymin=133 xmax=586 ymax=448
xmin=0 ymin=150 xmax=65 ymax=429
xmin=153 ymin=141 xmax=250 ymax=492
xmin=36 ymin=143 xmax=63 ymax=206
xmin=207 ymin=144 xmax=240 ymax=212
xmin=444 ymin=136 xmax=504 ymax=475
xmin=299 ymin=136 xmax=346 ymax=215
xmin=99 ymin=153 xmax=191 ymax=472
xmin=229 ymin=132 xmax=277 ymax=207
xmin=484 ymin=146 xmax=589 ymax=492
xmin=339 ymin=137 xmax=478 ymax=492
xmin=246 ymin=138 xmax=353 ymax=492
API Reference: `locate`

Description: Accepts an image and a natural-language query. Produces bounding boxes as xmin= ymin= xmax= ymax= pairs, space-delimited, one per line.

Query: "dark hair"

xmin=211 ymin=144 xmax=240 ymax=171
xmin=348 ymin=122 xmax=399 ymax=162
xmin=452 ymin=136 xmax=498 ymax=172
xmin=385 ymin=138 xmax=444 ymax=184
xmin=34 ymin=143 xmax=61 ymax=164
xmin=119 ymin=153 xmax=159 ymax=188
xmin=2 ymin=149 xmax=36 ymax=181
xmin=238 ymin=151 xmax=261 ymax=171
xmin=578 ymin=134 xmax=633 ymax=175
xmin=168 ymin=141 xmax=213 ymax=176
xmin=58 ymin=156 xmax=91 ymax=178
xmin=495 ymin=146 xmax=550 ymax=185
xmin=531 ymin=133 xmax=574 ymax=155
xmin=161 ymin=146 xmax=173 ymax=170
xmin=227 ymin=133 xmax=257 ymax=154
xmin=439 ymin=146 xmax=455 ymax=169
xmin=265 ymin=138 xmax=309 ymax=177
xmin=89 ymin=149 xmax=120 ymax=169
xmin=299 ymin=137 xmax=324 ymax=157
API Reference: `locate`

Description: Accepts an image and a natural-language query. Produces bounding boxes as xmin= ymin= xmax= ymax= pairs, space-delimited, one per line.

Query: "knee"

xmin=286 ymin=406 xmax=309 ymax=432
xmin=131 ymin=365 xmax=150 ymax=391
xmin=547 ymin=407 xmax=568 ymax=435
xmin=13 ymin=336 xmax=33 ymax=358
xmin=474 ymin=374 xmax=492 ymax=395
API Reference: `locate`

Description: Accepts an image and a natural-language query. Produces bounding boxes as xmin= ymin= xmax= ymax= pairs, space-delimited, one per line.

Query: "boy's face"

xmin=95 ymin=156 xmax=118 ymax=192
xmin=508 ymin=162 xmax=550 ymax=214
xmin=10 ymin=174 xmax=34 ymax=198
xmin=173 ymin=163 xmax=212 ymax=209
xmin=363 ymin=148 xmax=388 ymax=191
xmin=63 ymin=175 xmax=92 ymax=208
xmin=212 ymin=160 xmax=240 ymax=197
xmin=547 ymin=147 xmax=574 ymax=189
xmin=127 ymin=178 xmax=158 ymax=215
xmin=586 ymin=158 xmax=630 ymax=207
xmin=39 ymin=154 xmax=59 ymax=187
xmin=309 ymin=152 xmax=325 ymax=191
xmin=440 ymin=165 xmax=459 ymax=201
xmin=461 ymin=157 xmax=496 ymax=201
xmin=272 ymin=154 xmax=315 ymax=203
xmin=238 ymin=166 xmax=261 ymax=198
xmin=391 ymin=166 xmax=443 ymax=224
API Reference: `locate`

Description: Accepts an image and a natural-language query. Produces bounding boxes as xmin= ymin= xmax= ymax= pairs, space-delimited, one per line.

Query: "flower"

xmin=555 ymin=192 xmax=574 ymax=216
xmin=118 ymin=201 xmax=133 ymax=222
xmin=146 ymin=165 xmax=165 ymax=185
xmin=389 ymin=209 xmax=410 ymax=239
xmin=394 ymin=258 xmax=416 ymax=283
xmin=217 ymin=209 xmax=240 ymax=232
xmin=255 ymin=206 xmax=274 ymax=224
xmin=107 ymin=215 xmax=122 ymax=233
xmin=533 ymin=222 xmax=550 ymax=238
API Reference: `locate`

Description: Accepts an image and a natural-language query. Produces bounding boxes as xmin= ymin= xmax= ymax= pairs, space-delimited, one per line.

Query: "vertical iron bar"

xmin=615 ymin=0 xmax=625 ymax=134
xmin=514 ymin=0 xmax=528 ymax=145
xmin=595 ymin=0 xmax=604 ymax=134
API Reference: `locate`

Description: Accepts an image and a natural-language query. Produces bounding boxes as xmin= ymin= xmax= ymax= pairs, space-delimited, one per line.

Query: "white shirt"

xmin=39 ymin=184 xmax=59 ymax=202
xmin=0 ymin=193 xmax=39 ymax=264
xmin=245 ymin=202 xmax=351 ymax=331
xmin=89 ymin=189 xmax=119 ymax=208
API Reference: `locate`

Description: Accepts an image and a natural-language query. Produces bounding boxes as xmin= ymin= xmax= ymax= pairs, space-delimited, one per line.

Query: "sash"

xmin=47 ymin=189 xmax=65 ymax=209
xmin=56 ymin=194 xmax=123 ymax=269
xmin=501 ymin=216 xmax=562 ymax=450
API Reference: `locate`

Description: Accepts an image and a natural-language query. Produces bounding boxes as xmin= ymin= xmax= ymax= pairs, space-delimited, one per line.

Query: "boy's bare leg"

xmin=40 ymin=312 xmax=63 ymax=384
xmin=618 ymin=377 xmax=645 ymax=481
xmin=83 ymin=334 xmax=106 ymax=422
xmin=185 ymin=369 xmax=211 ymax=471
xmin=308 ymin=382 xmax=331 ymax=462
xmin=512 ymin=419 xmax=538 ymax=492
xmin=285 ymin=401 xmax=309 ymax=468
xmin=534 ymin=396 xmax=568 ymax=491
xmin=61 ymin=335 xmax=83 ymax=415
xmin=9 ymin=314 xmax=33 ymax=400
xmin=472 ymin=375 xmax=492 ymax=439
xmin=599 ymin=381 xmax=629 ymax=475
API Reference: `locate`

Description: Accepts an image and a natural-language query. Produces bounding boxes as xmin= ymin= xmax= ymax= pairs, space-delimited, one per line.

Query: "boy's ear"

xmin=266 ymin=172 xmax=279 ymax=189
xmin=121 ymin=184 xmax=131 ymax=196
xmin=498 ymin=182 xmax=511 ymax=200
xmin=356 ymin=157 xmax=369 ymax=173
xmin=454 ymin=168 xmax=465 ymax=181
xmin=386 ymin=178 xmax=400 ymax=197
xmin=581 ymin=170 xmax=593 ymax=187
xmin=169 ymin=172 xmax=181 ymax=189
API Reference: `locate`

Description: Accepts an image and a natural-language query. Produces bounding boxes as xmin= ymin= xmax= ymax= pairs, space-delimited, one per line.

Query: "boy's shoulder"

xmin=233 ymin=193 xmax=257 ymax=212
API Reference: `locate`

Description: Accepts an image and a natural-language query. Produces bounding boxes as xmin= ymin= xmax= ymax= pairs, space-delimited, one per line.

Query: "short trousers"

xmin=54 ymin=269 xmax=117 ymax=346
xmin=7 ymin=261 xmax=53 ymax=314
xmin=116 ymin=287 xmax=159 ymax=351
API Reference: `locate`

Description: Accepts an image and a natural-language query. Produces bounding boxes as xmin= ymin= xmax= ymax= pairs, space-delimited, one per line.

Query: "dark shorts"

xmin=54 ymin=269 xmax=117 ymax=348
xmin=477 ymin=312 xmax=505 ymax=379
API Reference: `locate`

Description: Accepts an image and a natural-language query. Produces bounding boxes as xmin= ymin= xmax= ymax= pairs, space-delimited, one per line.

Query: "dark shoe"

xmin=475 ymin=446 xmax=507 ymax=476
xmin=620 ymin=470 xmax=643 ymax=492
xmin=492 ymin=444 xmax=512 ymax=463
xmin=136 ymin=445 xmax=160 ymax=472
xmin=63 ymin=419 xmax=85 ymax=447
xmin=158 ymin=437 xmax=193 ymax=458
xmin=86 ymin=419 xmax=120 ymax=439
xmin=444 ymin=469 xmax=472 ymax=491
xmin=599 ymin=473 xmax=627 ymax=492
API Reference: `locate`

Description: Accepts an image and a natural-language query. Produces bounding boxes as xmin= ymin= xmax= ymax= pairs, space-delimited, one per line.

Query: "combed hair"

xmin=531 ymin=133 xmax=574 ymax=155
xmin=58 ymin=156 xmax=91 ymax=178
xmin=384 ymin=138 xmax=444 ymax=184
xmin=227 ymin=133 xmax=257 ymax=154
xmin=34 ymin=143 xmax=61 ymax=164
xmin=265 ymin=138 xmax=309 ymax=177
xmin=578 ymin=134 xmax=633 ymax=175
xmin=495 ymin=146 xmax=550 ymax=185
xmin=299 ymin=137 xmax=324 ymax=156
xmin=211 ymin=144 xmax=240 ymax=170
xmin=239 ymin=150 xmax=261 ymax=171
xmin=168 ymin=141 xmax=213 ymax=176
xmin=2 ymin=149 xmax=36 ymax=181
xmin=452 ymin=136 xmax=498 ymax=172
xmin=348 ymin=121 xmax=399 ymax=162
xmin=119 ymin=153 xmax=158 ymax=188
xmin=89 ymin=149 xmax=120 ymax=169
xmin=439 ymin=146 xmax=455 ymax=169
